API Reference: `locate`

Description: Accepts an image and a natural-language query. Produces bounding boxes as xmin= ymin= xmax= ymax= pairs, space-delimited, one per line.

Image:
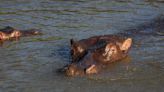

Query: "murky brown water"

xmin=0 ymin=0 xmax=164 ymax=92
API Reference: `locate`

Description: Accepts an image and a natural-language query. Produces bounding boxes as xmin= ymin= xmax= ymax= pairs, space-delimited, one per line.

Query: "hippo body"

xmin=66 ymin=36 xmax=132 ymax=76
xmin=0 ymin=26 xmax=42 ymax=41
xmin=70 ymin=35 xmax=127 ymax=62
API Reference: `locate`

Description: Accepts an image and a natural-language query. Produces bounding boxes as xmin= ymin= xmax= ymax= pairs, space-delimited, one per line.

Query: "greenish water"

xmin=0 ymin=0 xmax=164 ymax=92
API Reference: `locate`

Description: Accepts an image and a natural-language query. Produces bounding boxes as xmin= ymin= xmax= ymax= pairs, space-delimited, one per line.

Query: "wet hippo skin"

xmin=0 ymin=26 xmax=42 ymax=41
xmin=70 ymin=35 xmax=128 ymax=63
xmin=66 ymin=37 xmax=132 ymax=76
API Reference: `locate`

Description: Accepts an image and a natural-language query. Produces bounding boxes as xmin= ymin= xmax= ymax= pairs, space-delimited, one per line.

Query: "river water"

xmin=0 ymin=0 xmax=164 ymax=92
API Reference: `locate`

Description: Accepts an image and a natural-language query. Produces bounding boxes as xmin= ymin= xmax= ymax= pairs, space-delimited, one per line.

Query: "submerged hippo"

xmin=0 ymin=26 xmax=42 ymax=41
xmin=66 ymin=37 xmax=132 ymax=76
xmin=70 ymin=35 xmax=128 ymax=62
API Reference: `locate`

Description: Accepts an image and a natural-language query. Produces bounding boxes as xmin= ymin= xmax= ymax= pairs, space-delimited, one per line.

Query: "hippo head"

xmin=70 ymin=39 xmax=86 ymax=62
xmin=66 ymin=38 xmax=132 ymax=76
xmin=65 ymin=63 xmax=99 ymax=77
xmin=101 ymin=38 xmax=132 ymax=63
xmin=65 ymin=63 xmax=85 ymax=76
xmin=0 ymin=32 xmax=11 ymax=40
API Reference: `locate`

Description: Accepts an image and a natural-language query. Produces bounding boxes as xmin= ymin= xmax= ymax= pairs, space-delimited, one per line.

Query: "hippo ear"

xmin=103 ymin=44 xmax=110 ymax=56
xmin=70 ymin=39 xmax=75 ymax=45
xmin=120 ymin=38 xmax=132 ymax=51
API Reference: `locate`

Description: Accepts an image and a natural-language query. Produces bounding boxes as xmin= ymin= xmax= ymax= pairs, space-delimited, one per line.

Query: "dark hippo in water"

xmin=0 ymin=26 xmax=42 ymax=41
xmin=66 ymin=37 xmax=132 ymax=76
xmin=58 ymin=15 xmax=164 ymax=77
xmin=70 ymin=35 xmax=129 ymax=63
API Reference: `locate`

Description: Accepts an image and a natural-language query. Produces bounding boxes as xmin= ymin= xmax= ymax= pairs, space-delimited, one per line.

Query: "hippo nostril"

xmin=122 ymin=50 xmax=127 ymax=54
xmin=66 ymin=65 xmax=76 ymax=76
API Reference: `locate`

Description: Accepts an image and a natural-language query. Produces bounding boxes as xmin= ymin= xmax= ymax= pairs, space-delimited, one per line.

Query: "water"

xmin=0 ymin=0 xmax=164 ymax=92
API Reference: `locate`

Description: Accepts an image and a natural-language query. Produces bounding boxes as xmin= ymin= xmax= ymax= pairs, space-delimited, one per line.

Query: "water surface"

xmin=0 ymin=0 xmax=164 ymax=92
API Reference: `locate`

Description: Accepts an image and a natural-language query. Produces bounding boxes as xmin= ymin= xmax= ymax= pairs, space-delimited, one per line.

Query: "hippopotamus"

xmin=70 ymin=35 xmax=128 ymax=63
xmin=0 ymin=26 xmax=42 ymax=41
xmin=66 ymin=37 xmax=132 ymax=76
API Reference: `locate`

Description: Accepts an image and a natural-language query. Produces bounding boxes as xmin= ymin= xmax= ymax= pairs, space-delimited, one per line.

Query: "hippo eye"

xmin=111 ymin=48 xmax=115 ymax=52
xmin=110 ymin=47 xmax=117 ymax=53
